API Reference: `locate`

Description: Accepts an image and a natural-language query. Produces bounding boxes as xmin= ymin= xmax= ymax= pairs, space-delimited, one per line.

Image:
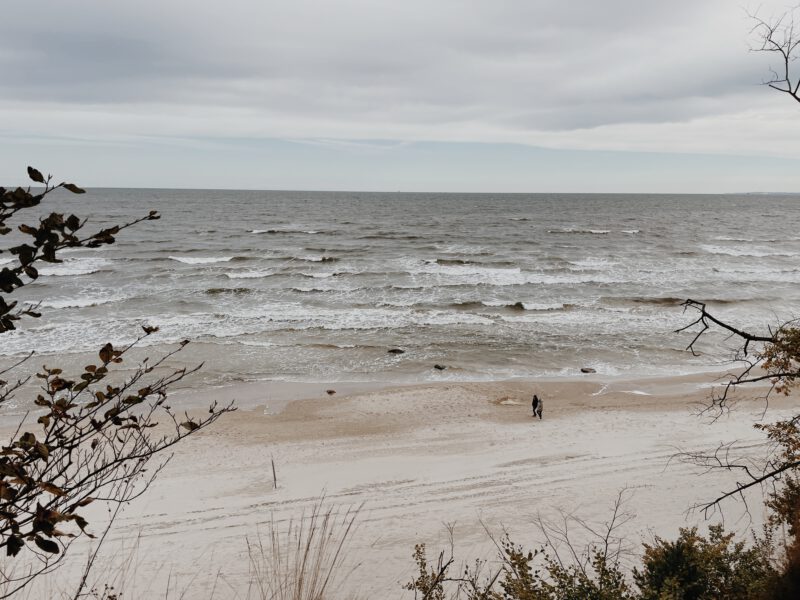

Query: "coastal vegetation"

xmin=0 ymin=172 xmax=234 ymax=597
xmin=404 ymin=485 xmax=786 ymax=599
xmin=405 ymin=523 xmax=779 ymax=599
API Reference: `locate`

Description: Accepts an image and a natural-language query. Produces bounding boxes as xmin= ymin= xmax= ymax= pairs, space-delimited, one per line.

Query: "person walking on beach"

xmin=532 ymin=394 xmax=543 ymax=420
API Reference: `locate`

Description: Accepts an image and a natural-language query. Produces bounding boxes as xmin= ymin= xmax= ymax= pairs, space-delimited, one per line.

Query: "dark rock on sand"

xmin=388 ymin=348 xmax=405 ymax=354
xmin=326 ymin=389 xmax=336 ymax=395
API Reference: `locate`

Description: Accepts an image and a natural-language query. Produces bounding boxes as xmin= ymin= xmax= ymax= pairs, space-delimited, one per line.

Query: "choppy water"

xmin=2 ymin=189 xmax=799 ymax=389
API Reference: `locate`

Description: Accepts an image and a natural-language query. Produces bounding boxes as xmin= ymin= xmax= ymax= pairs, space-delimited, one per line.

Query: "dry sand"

xmin=13 ymin=373 xmax=797 ymax=597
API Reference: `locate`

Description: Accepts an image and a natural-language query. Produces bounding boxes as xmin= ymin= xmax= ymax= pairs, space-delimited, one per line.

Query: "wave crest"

xmin=170 ymin=256 xmax=234 ymax=264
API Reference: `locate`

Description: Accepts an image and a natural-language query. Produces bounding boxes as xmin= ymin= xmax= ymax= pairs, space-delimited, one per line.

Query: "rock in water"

xmin=433 ymin=364 xmax=447 ymax=370
xmin=326 ymin=389 xmax=336 ymax=395
xmin=580 ymin=367 xmax=597 ymax=373
xmin=388 ymin=348 xmax=405 ymax=354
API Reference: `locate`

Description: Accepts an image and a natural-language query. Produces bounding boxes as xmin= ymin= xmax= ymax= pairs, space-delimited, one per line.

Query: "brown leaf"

xmin=61 ymin=183 xmax=85 ymax=194
xmin=99 ymin=343 xmax=113 ymax=364
xmin=72 ymin=515 xmax=94 ymax=537
xmin=6 ymin=535 xmax=23 ymax=557
xmin=65 ymin=214 xmax=80 ymax=231
xmin=34 ymin=535 xmax=60 ymax=554
xmin=38 ymin=482 xmax=65 ymax=496
xmin=27 ymin=166 xmax=45 ymax=184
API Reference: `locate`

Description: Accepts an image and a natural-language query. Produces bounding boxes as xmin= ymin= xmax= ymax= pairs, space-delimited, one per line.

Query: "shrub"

xmin=634 ymin=525 xmax=776 ymax=600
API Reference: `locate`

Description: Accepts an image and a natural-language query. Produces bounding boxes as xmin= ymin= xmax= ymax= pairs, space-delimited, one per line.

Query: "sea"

xmin=1 ymin=189 xmax=799 ymax=397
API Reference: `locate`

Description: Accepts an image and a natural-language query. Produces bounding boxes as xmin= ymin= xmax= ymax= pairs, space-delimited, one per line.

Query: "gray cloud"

xmin=0 ymin=0 xmax=795 ymax=153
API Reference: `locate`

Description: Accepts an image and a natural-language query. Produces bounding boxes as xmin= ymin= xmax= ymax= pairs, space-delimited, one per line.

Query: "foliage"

xmin=634 ymin=525 xmax=776 ymax=600
xmin=405 ymin=524 xmax=776 ymax=600
xmin=0 ymin=168 xmax=157 ymax=332
xmin=759 ymin=326 xmax=800 ymax=396
xmin=404 ymin=544 xmax=449 ymax=600
xmin=0 ymin=167 xmax=234 ymax=597
xmin=492 ymin=535 xmax=635 ymax=600
xmin=405 ymin=493 xmax=637 ymax=600
xmin=677 ymin=299 xmax=800 ymax=506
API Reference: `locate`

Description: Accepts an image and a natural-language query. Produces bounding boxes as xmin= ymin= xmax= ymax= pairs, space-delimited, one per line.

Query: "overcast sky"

xmin=3 ymin=0 xmax=800 ymax=192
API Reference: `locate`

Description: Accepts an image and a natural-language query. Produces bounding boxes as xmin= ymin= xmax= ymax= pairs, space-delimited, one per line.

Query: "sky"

xmin=3 ymin=0 xmax=800 ymax=192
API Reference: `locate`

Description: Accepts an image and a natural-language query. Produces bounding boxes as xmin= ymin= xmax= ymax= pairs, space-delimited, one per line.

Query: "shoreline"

xmin=170 ymin=366 xmax=767 ymax=416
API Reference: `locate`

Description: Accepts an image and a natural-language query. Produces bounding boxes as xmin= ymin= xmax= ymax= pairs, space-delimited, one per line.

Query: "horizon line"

xmin=20 ymin=185 xmax=800 ymax=196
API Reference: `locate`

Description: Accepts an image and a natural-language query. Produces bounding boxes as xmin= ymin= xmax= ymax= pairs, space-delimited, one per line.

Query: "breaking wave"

xmin=451 ymin=300 xmax=568 ymax=311
xmin=38 ymin=258 xmax=111 ymax=277
xmin=169 ymin=256 xmax=235 ymax=264
xmin=548 ymin=228 xmax=611 ymax=235
xmin=225 ymin=270 xmax=274 ymax=279
xmin=700 ymin=244 xmax=800 ymax=258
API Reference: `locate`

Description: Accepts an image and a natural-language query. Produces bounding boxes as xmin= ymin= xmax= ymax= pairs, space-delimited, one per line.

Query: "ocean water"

xmin=2 ymin=189 xmax=799 ymax=390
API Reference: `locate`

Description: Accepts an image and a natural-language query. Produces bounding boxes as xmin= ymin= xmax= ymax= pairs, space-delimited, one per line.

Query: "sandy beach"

xmin=16 ymin=371 xmax=788 ymax=598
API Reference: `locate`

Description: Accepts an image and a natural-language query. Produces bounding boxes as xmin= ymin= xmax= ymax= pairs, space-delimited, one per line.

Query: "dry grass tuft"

xmin=246 ymin=500 xmax=362 ymax=600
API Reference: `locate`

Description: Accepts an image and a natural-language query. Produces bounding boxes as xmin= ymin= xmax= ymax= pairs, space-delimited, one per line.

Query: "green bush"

xmin=634 ymin=525 xmax=776 ymax=600
xmin=406 ymin=524 xmax=778 ymax=600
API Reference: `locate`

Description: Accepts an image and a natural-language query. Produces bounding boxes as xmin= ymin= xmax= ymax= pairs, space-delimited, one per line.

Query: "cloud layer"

xmin=2 ymin=0 xmax=800 ymax=189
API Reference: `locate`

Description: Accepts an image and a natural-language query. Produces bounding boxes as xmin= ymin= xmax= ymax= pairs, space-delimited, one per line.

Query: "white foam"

xmin=250 ymin=304 xmax=496 ymax=330
xmin=169 ymin=256 xmax=233 ymax=264
xmin=433 ymin=244 xmax=490 ymax=255
xmin=481 ymin=301 xmax=565 ymax=311
xmin=712 ymin=236 xmax=754 ymax=242
xmin=295 ymin=255 xmax=337 ymax=263
xmin=700 ymin=244 xmax=800 ymax=258
xmin=569 ymin=258 xmax=617 ymax=270
xmin=498 ymin=308 xmax=687 ymax=332
xmin=225 ymin=270 xmax=274 ymax=279
xmin=398 ymin=259 xmax=527 ymax=285
xmin=522 ymin=272 xmax=622 ymax=285
xmin=37 ymin=296 xmax=120 ymax=309
xmin=519 ymin=302 xmax=565 ymax=311
xmin=249 ymin=228 xmax=320 ymax=235
xmin=38 ymin=257 xmax=111 ymax=277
